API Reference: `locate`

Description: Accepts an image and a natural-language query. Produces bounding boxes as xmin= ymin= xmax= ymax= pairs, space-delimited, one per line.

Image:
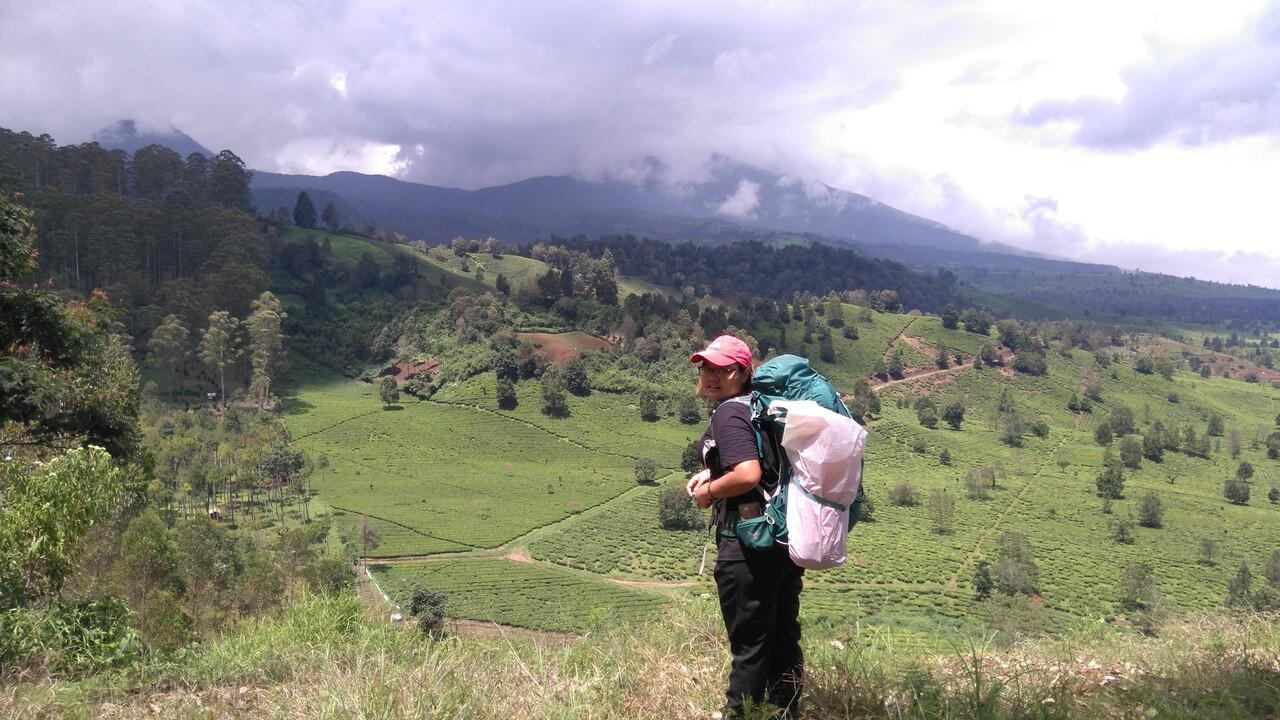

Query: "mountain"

xmin=93 ymin=119 xmax=213 ymax=158
xmin=251 ymin=156 xmax=1067 ymax=271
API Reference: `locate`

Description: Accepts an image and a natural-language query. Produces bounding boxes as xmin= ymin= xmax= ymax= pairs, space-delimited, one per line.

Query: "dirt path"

xmin=871 ymin=360 xmax=972 ymax=390
xmin=945 ymin=433 xmax=1071 ymax=589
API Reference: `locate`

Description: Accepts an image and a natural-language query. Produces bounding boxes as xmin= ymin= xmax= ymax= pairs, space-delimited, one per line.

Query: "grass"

xmin=7 ymin=592 xmax=1280 ymax=719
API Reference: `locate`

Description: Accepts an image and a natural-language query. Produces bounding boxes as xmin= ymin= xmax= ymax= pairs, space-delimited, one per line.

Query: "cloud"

xmin=716 ymin=179 xmax=760 ymax=218
xmin=1014 ymin=5 xmax=1280 ymax=149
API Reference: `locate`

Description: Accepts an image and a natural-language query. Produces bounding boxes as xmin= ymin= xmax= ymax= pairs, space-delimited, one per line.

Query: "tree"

xmin=359 ymin=514 xmax=381 ymax=564
xmin=563 ymin=356 xmax=590 ymax=396
xmin=965 ymin=468 xmax=992 ymax=499
xmin=1096 ymin=463 xmax=1125 ymax=500
xmin=495 ymin=273 xmax=511 ymax=296
xmin=927 ymin=488 xmax=955 ymax=534
xmin=1121 ymin=562 xmax=1160 ymax=613
xmin=658 ymin=485 xmax=701 ymax=530
xmin=939 ymin=448 xmax=952 ymax=465
xmin=1207 ymin=413 xmax=1225 ymax=437
xmin=198 ymin=310 xmax=242 ymax=405
xmin=246 ymin=291 xmax=287 ymax=409
xmin=677 ymin=393 xmax=702 ymax=425
xmin=1000 ymin=413 xmax=1024 ymax=447
xmin=943 ymin=399 xmax=965 ymax=430
xmin=1137 ymin=491 xmax=1163 ymax=528
xmin=639 ymin=388 xmax=660 ymax=421
xmin=1094 ymin=422 xmax=1114 ymax=445
xmin=1270 ymin=487 xmax=1280 ymax=504
xmin=540 ymin=366 xmax=569 ymax=417
xmin=887 ymin=347 xmax=906 ymax=378
xmin=994 ymin=532 xmax=1039 ymax=596
xmin=1224 ymin=478 xmax=1251 ymax=505
xmin=973 ymin=560 xmax=994 ymax=600
xmin=496 ymin=375 xmax=517 ymax=410
xmin=119 ymin=508 xmax=183 ymax=626
xmin=818 ymin=332 xmax=836 ymax=363
xmin=320 ymin=200 xmax=338 ymax=231
xmin=406 ymin=584 xmax=449 ymax=639
xmin=1120 ymin=435 xmax=1143 ymax=469
xmin=634 ymin=457 xmax=657 ymax=485
xmin=174 ymin=516 xmax=239 ymax=634
xmin=210 ymin=150 xmax=254 ymax=211
xmin=379 ymin=377 xmax=400 ymax=407
xmin=293 ymin=190 xmax=317 ymax=228
xmin=941 ymin=304 xmax=959 ymax=330
xmin=1237 ymin=461 xmax=1254 ymax=481
xmin=149 ymin=314 xmax=190 ymax=399
xmin=681 ymin=440 xmax=704 ymax=474
xmin=1198 ymin=538 xmax=1219 ymax=566
xmin=1226 ymin=562 xmax=1253 ymax=609
xmin=0 ymin=447 xmax=127 ymax=608
xmin=915 ymin=398 xmax=939 ymax=429
xmin=1142 ymin=427 xmax=1164 ymax=462
xmin=1110 ymin=514 xmax=1136 ymax=544
xmin=1109 ymin=405 xmax=1136 ymax=436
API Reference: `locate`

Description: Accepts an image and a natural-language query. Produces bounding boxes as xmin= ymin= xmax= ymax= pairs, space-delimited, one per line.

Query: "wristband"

xmin=706 ymin=483 xmax=716 ymax=501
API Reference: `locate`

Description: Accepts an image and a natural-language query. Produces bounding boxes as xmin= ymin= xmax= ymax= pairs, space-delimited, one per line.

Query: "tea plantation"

xmin=287 ymin=306 xmax=1280 ymax=635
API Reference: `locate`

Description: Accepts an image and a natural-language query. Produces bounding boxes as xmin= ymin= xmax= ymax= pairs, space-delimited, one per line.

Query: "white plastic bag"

xmin=772 ymin=400 xmax=867 ymax=569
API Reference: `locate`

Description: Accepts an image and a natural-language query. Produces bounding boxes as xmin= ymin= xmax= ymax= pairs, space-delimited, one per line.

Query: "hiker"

xmin=687 ymin=335 xmax=804 ymax=719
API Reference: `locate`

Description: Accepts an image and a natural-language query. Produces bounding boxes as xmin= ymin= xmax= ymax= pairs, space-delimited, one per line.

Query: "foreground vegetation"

xmin=4 ymin=592 xmax=1278 ymax=719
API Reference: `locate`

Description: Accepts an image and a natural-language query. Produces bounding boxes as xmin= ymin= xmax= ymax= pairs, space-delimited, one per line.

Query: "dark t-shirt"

xmin=700 ymin=397 xmax=775 ymax=563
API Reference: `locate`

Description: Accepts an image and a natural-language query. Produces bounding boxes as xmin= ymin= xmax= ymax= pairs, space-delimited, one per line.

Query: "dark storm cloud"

xmin=0 ymin=1 xmax=980 ymax=188
xmin=1014 ymin=6 xmax=1280 ymax=149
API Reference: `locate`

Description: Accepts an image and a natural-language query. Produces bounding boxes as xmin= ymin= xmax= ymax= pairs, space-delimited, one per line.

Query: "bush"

xmin=634 ymin=457 xmax=657 ymax=485
xmin=406 ymin=585 xmax=449 ymax=638
xmin=1270 ymin=487 xmax=1280 ymax=504
xmin=972 ymin=560 xmax=994 ymax=600
xmin=1224 ymin=479 xmax=1251 ymax=505
xmin=1029 ymin=418 xmax=1050 ymax=438
xmin=1110 ymin=515 xmax=1137 ymax=544
xmin=496 ymin=376 xmax=517 ymax=410
xmin=994 ymin=532 xmax=1039 ymax=596
xmin=1137 ymin=491 xmax=1164 ymax=528
xmin=677 ymin=393 xmax=702 ymax=424
xmin=1001 ymin=413 xmax=1024 ymax=447
xmin=1096 ymin=463 xmax=1125 ymax=499
xmin=915 ymin=398 xmax=938 ymax=429
xmin=1120 ymin=436 xmax=1143 ymax=469
xmin=657 ymin=485 xmax=701 ymax=530
xmin=942 ymin=399 xmax=965 ymax=430
xmin=1094 ymin=422 xmax=1113 ymax=445
xmin=681 ymin=440 xmax=703 ymax=474
xmin=302 ymin=557 xmax=354 ymax=596
xmin=638 ymin=389 xmax=660 ymax=421
xmin=563 ymin=356 xmax=590 ymax=396
xmin=911 ymin=438 xmax=928 ymax=454
xmin=888 ymin=482 xmax=919 ymax=507
xmin=939 ymin=448 xmax=952 ymax=465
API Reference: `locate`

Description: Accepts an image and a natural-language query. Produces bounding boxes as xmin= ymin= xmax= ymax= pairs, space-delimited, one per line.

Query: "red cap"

xmin=690 ymin=335 xmax=753 ymax=368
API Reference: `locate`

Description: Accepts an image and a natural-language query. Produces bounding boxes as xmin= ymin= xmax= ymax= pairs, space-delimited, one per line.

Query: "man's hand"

xmin=686 ymin=468 xmax=710 ymax=497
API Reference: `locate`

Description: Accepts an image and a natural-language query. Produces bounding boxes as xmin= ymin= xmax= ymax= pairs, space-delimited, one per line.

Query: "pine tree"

xmin=293 ymin=191 xmax=317 ymax=229
xmin=973 ymin=560 xmax=994 ymax=600
xmin=320 ymin=200 xmax=338 ymax=231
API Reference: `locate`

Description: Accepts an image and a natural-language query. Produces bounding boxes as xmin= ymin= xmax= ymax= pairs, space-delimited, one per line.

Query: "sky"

xmin=2 ymin=0 xmax=1278 ymax=286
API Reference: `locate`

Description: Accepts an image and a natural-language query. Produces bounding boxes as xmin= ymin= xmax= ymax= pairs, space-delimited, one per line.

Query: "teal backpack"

xmin=721 ymin=354 xmax=866 ymax=552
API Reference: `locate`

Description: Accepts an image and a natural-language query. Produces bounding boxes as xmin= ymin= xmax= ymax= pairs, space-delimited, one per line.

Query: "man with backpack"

xmin=687 ymin=335 xmax=804 ymax=719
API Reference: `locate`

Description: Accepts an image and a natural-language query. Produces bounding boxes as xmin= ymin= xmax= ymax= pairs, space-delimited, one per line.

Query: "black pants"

xmin=714 ymin=549 xmax=804 ymax=716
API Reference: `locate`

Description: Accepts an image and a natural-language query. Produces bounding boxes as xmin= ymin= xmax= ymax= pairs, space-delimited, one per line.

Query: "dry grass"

xmin=3 ymin=595 xmax=1278 ymax=720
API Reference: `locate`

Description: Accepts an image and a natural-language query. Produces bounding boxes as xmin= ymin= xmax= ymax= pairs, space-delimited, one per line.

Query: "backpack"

xmin=733 ymin=355 xmax=868 ymax=569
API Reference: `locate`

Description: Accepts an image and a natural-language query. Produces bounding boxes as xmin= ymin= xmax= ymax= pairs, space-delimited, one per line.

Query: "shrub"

xmin=681 ymin=440 xmax=703 ymax=474
xmin=1270 ymin=487 xmax=1280 ymax=504
xmin=1029 ymin=418 xmax=1050 ymax=438
xmin=1110 ymin=515 xmax=1136 ymax=544
xmin=1121 ymin=562 xmax=1160 ymax=612
xmin=302 ymin=557 xmax=354 ymax=596
xmin=657 ymin=485 xmax=701 ymax=530
xmin=677 ymin=393 xmax=702 ymax=424
xmin=1120 ymin=436 xmax=1143 ymax=469
xmin=1094 ymin=422 xmax=1113 ymax=445
xmin=1224 ymin=479 xmax=1250 ymax=505
xmin=1198 ymin=538 xmax=1219 ymax=566
xmin=994 ymin=532 xmax=1039 ymax=596
xmin=1137 ymin=491 xmax=1164 ymax=528
xmin=915 ymin=398 xmax=938 ymax=429
xmin=406 ymin=585 xmax=449 ymax=638
xmin=634 ymin=458 xmax=657 ymax=485
xmin=378 ymin=377 xmax=399 ymax=407
xmin=942 ymin=399 xmax=965 ymax=430
xmin=888 ymin=482 xmax=919 ymax=507
xmin=638 ymin=389 xmax=660 ymax=421
xmin=1237 ymin=461 xmax=1254 ymax=481
xmin=911 ymin=438 xmax=928 ymax=454
xmin=939 ymin=448 xmax=952 ymax=465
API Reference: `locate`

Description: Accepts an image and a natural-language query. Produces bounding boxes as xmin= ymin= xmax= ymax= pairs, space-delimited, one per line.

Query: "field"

xmin=290 ymin=308 xmax=1280 ymax=636
xmin=517 ymin=331 xmax=612 ymax=364
xmin=369 ymin=557 xmax=671 ymax=631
